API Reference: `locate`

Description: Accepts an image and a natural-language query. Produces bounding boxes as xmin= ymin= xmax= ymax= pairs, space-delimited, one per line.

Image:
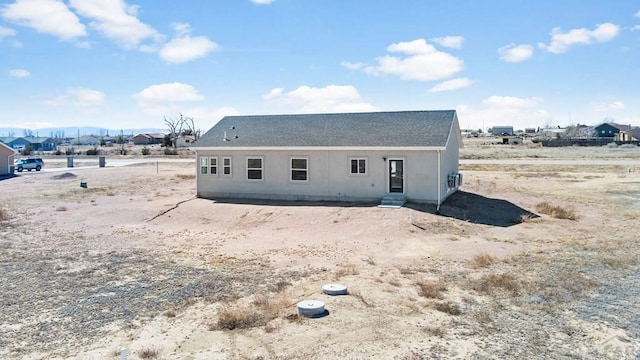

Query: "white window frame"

xmin=348 ymin=157 xmax=368 ymax=176
xmin=199 ymin=157 xmax=208 ymax=175
xmin=222 ymin=156 xmax=232 ymax=177
xmin=290 ymin=156 xmax=309 ymax=182
xmin=209 ymin=156 xmax=218 ymax=176
xmin=246 ymin=156 xmax=264 ymax=181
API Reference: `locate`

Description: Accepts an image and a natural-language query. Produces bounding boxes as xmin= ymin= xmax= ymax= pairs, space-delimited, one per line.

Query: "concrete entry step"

xmin=378 ymin=194 xmax=406 ymax=208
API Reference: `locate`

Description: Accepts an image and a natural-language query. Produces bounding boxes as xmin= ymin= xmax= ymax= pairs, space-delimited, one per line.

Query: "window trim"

xmin=222 ymin=156 xmax=232 ymax=177
xmin=246 ymin=156 xmax=264 ymax=181
xmin=348 ymin=157 xmax=368 ymax=176
xmin=290 ymin=156 xmax=309 ymax=183
xmin=199 ymin=157 xmax=208 ymax=175
xmin=209 ymin=156 xmax=218 ymax=176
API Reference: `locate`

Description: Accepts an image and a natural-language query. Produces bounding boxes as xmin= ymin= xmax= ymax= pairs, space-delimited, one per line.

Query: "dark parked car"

xmin=14 ymin=158 xmax=44 ymax=172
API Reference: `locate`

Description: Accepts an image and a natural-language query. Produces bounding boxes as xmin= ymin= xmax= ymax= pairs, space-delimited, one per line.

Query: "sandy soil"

xmin=1 ymin=145 xmax=639 ymax=359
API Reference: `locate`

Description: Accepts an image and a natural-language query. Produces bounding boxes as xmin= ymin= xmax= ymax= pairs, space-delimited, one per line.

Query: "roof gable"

xmin=195 ymin=110 xmax=459 ymax=148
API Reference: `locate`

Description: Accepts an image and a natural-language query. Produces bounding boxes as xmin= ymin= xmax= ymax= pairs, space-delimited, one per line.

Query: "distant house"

xmin=0 ymin=137 xmax=56 ymax=151
xmin=193 ymin=110 xmax=463 ymax=206
xmin=133 ymin=133 xmax=165 ymax=145
xmin=616 ymin=128 xmax=640 ymax=142
xmin=539 ymin=127 xmax=568 ymax=138
xmin=72 ymin=135 xmax=100 ymax=146
xmin=175 ymin=135 xmax=196 ymax=147
xmin=595 ymin=123 xmax=631 ymax=138
xmin=490 ymin=126 xmax=514 ymax=136
xmin=0 ymin=142 xmax=17 ymax=175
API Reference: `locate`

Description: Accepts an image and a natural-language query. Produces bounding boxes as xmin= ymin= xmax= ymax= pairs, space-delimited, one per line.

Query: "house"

xmin=595 ymin=123 xmax=631 ymax=138
xmin=0 ymin=137 xmax=56 ymax=151
xmin=175 ymin=135 xmax=196 ymax=147
xmin=133 ymin=133 xmax=165 ymax=145
xmin=490 ymin=126 xmax=514 ymax=136
xmin=72 ymin=135 xmax=100 ymax=146
xmin=0 ymin=141 xmax=17 ymax=175
xmin=616 ymin=128 xmax=640 ymax=142
xmin=193 ymin=110 xmax=463 ymax=207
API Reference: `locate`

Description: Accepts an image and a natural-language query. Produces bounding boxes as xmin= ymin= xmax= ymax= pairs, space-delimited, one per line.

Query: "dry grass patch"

xmin=535 ymin=202 xmax=578 ymax=220
xmin=472 ymin=273 xmax=521 ymax=296
xmin=471 ymin=253 xmax=494 ymax=269
xmin=416 ymin=280 xmax=446 ymax=299
xmin=423 ymin=325 xmax=447 ymax=337
xmin=213 ymin=307 xmax=267 ymax=331
xmin=138 ymin=347 xmax=159 ymax=359
xmin=0 ymin=208 xmax=9 ymax=221
xmin=349 ymin=289 xmax=374 ymax=308
xmin=175 ymin=174 xmax=196 ymax=180
xmin=434 ymin=301 xmax=462 ymax=315
xmin=213 ymin=292 xmax=290 ymax=331
xmin=335 ymin=263 xmax=359 ymax=278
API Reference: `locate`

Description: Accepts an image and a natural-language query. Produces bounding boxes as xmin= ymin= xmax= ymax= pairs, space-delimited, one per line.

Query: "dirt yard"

xmin=1 ymin=143 xmax=639 ymax=359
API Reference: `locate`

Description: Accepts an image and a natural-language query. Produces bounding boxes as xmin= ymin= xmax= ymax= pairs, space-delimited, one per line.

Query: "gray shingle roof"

xmin=194 ymin=110 xmax=458 ymax=148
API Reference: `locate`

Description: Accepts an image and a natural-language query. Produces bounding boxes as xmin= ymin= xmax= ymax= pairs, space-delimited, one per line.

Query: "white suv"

xmin=14 ymin=158 xmax=44 ymax=172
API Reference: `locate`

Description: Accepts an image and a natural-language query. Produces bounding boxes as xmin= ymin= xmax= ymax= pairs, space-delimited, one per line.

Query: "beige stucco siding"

xmin=0 ymin=145 xmax=15 ymax=175
xmin=196 ymin=148 xmax=448 ymax=203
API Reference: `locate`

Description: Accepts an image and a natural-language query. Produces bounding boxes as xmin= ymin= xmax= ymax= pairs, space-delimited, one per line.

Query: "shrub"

xmin=215 ymin=307 xmax=265 ymax=330
xmin=164 ymin=147 xmax=178 ymax=155
xmin=86 ymin=147 xmax=99 ymax=155
xmin=472 ymin=273 xmax=521 ymax=296
xmin=138 ymin=347 xmax=159 ymax=359
xmin=434 ymin=301 xmax=461 ymax=315
xmin=141 ymin=146 xmax=151 ymax=155
xmin=416 ymin=280 xmax=446 ymax=299
xmin=471 ymin=253 xmax=494 ymax=269
xmin=65 ymin=147 xmax=74 ymax=155
xmin=54 ymin=149 xmax=63 ymax=156
xmin=535 ymin=202 xmax=578 ymax=220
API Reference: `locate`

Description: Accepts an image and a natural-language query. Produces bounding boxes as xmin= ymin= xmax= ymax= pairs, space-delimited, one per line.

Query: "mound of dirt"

xmin=51 ymin=172 xmax=77 ymax=180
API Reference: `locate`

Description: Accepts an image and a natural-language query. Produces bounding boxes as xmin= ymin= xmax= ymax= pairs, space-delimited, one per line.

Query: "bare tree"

xmin=181 ymin=114 xmax=201 ymax=140
xmin=164 ymin=115 xmax=184 ymax=148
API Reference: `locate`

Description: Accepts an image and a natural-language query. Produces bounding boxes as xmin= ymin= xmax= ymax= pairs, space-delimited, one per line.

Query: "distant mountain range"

xmin=0 ymin=126 xmax=166 ymax=138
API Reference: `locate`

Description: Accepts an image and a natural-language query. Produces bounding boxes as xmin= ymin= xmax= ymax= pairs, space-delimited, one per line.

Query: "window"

xmin=349 ymin=157 xmax=367 ymax=175
xmin=290 ymin=157 xmax=308 ymax=182
xmin=200 ymin=157 xmax=208 ymax=175
xmin=247 ymin=157 xmax=263 ymax=180
xmin=209 ymin=157 xmax=218 ymax=175
xmin=222 ymin=157 xmax=232 ymax=176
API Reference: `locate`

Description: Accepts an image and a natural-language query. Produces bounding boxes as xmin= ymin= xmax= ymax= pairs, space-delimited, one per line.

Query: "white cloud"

xmin=9 ymin=69 xmax=30 ymax=77
xmin=69 ymin=0 xmax=160 ymax=49
xmin=595 ymin=101 xmax=625 ymax=112
xmin=159 ymin=35 xmax=218 ymax=64
xmin=251 ymin=0 xmax=275 ymax=4
xmin=1 ymin=0 xmax=86 ymax=41
xmin=0 ymin=25 xmax=17 ymax=38
xmin=44 ymin=88 xmax=105 ymax=107
xmin=263 ymin=87 xmax=284 ymax=100
xmin=431 ymin=36 xmax=464 ymax=49
xmin=635 ymin=10 xmax=640 ymax=18
xmin=133 ymin=82 xmax=204 ymax=115
xmin=264 ymin=85 xmax=379 ymax=113
xmin=633 ymin=25 xmax=640 ymax=31
xmin=538 ymin=23 xmax=620 ymax=53
xmin=347 ymin=39 xmax=464 ymax=82
xmin=340 ymin=61 xmax=365 ymax=70
xmin=428 ymin=77 xmax=473 ymax=93
xmin=498 ymin=43 xmax=533 ymax=63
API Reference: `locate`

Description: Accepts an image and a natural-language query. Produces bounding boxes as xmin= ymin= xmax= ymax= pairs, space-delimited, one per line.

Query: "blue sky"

xmin=1 ymin=0 xmax=639 ymax=133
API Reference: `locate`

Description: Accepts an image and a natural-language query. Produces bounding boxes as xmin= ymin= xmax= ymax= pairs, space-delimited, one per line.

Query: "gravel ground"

xmin=0 ymin=227 xmax=300 ymax=358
